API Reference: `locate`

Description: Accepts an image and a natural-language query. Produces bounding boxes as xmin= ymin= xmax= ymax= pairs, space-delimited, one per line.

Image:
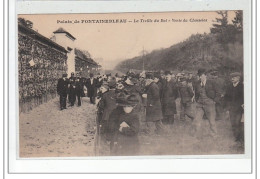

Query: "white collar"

xmin=233 ymin=81 xmax=239 ymax=87
xmin=201 ymin=79 xmax=207 ymax=86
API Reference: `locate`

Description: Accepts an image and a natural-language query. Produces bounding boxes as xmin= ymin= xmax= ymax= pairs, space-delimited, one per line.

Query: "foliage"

xmin=115 ymin=11 xmax=243 ymax=75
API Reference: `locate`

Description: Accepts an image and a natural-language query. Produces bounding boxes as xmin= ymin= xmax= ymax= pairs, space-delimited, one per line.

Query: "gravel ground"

xmin=19 ymin=97 xmax=244 ymax=158
xmin=19 ymin=97 xmax=97 ymax=157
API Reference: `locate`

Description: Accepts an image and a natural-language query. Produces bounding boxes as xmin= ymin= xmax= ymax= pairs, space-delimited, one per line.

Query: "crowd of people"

xmin=57 ymin=69 xmax=244 ymax=156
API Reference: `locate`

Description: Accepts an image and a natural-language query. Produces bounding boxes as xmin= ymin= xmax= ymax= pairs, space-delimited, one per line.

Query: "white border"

xmin=7 ymin=0 xmax=254 ymax=174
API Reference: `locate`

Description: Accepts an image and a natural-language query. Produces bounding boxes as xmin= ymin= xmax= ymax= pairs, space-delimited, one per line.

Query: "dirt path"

xmin=19 ymin=97 xmax=97 ymax=157
xmin=19 ymin=97 xmax=243 ymax=158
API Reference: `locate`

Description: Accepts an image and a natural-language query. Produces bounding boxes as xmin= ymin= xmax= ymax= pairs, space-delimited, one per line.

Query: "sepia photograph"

xmin=18 ymin=11 xmax=245 ymax=158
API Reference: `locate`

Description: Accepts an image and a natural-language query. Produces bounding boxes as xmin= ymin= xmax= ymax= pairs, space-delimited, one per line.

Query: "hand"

xmin=241 ymin=104 xmax=244 ymax=109
xmin=120 ymin=121 xmax=129 ymax=128
xmin=119 ymin=126 xmax=123 ymax=132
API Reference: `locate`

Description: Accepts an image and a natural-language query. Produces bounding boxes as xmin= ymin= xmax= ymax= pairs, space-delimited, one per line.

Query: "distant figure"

xmin=75 ymin=73 xmax=83 ymax=106
xmin=224 ymin=72 xmax=244 ymax=143
xmin=86 ymin=73 xmax=98 ymax=104
xmin=68 ymin=72 xmax=76 ymax=107
xmin=57 ymin=73 xmax=69 ymax=110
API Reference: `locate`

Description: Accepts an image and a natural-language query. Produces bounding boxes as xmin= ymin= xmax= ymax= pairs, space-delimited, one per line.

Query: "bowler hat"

xmin=165 ymin=70 xmax=172 ymax=75
xmin=130 ymin=78 xmax=139 ymax=84
xmin=197 ymin=69 xmax=207 ymax=76
xmin=108 ymin=79 xmax=117 ymax=88
xmin=146 ymin=73 xmax=154 ymax=79
xmin=179 ymin=77 xmax=187 ymax=82
xmin=230 ymin=72 xmax=242 ymax=78
xmin=62 ymin=73 xmax=68 ymax=77
xmin=154 ymin=72 xmax=161 ymax=79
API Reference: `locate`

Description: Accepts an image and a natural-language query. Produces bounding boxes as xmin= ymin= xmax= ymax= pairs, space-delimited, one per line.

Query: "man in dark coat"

xmin=75 ymin=73 xmax=83 ymax=106
xmin=154 ymin=72 xmax=164 ymax=100
xmin=86 ymin=73 xmax=98 ymax=104
xmin=193 ymin=69 xmax=222 ymax=137
xmin=57 ymin=73 xmax=69 ymax=110
xmin=68 ymin=72 xmax=76 ymax=106
xmin=145 ymin=76 xmax=165 ymax=134
xmin=178 ymin=77 xmax=195 ymax=120
xmin=161 ymin=71 xmax=179 ymax=125
xmin=98 ymin=79 xmax=117 ymax=142
xmin=224 ymin=72 xmax=244 ymax=143
xmin=108 ymin=94 xmax=140 ymax=156
xmin=209 ymin=71 xmax=227 ymax=120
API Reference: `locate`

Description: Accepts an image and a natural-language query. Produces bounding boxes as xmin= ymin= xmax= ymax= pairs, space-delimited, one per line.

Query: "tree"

xmin=210 ymin=11 xmax=228 ymax=34
xmin=232 ymin=11 xmax=243 ymax=32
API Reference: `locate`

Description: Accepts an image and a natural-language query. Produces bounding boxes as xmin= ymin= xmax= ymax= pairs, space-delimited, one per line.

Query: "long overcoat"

xmin=146 ymin=82 xmax=163 ymax=122
xmin=57 ymin=78 xmax=68 ymax=96
xmin=85 ymin=78 xmax=98 ymax=98
xmin=100 ymin=89 xmax=117 ymax=122
xmin=108 ymin=107 xmax=140 ymax=156
xmin=161 ymin=80 xmax=178 ymax=116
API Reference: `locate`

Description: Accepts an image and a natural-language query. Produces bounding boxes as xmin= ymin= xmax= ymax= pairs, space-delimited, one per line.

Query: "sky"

xmin=19 ymin=11 xmax=236 ymax=70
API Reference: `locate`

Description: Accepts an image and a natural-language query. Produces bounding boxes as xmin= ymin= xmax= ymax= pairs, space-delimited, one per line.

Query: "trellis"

xmin=18 ymin=32 xmax=67 ymax=113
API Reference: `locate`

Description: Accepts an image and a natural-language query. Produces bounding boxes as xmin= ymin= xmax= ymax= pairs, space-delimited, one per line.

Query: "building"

xmin=18 ymin=18 xmax=101 ymax=113
xmin=18 ymin=18 xmax=68 ymax=113
xmin=51 ymin=28 xmax=100 ymax=77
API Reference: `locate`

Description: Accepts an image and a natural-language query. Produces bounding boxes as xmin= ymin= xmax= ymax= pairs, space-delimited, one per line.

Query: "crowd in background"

xmin=57 ymin=68 xmax=244 ymax=156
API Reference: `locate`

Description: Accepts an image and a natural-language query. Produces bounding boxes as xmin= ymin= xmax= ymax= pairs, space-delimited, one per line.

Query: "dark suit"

xmin=57 ymin=78 xmax=69 ymax=110
xmin=224 ymin=82 xmax=244 ymax=141
xmin=68 ymin=77 xmax=76 ymax=106
xmin=86 ymin=77 xmax=98 ymax=104
xmin=194 ymin=79 xmax=222 ymax=104
xmin=75 ymin=77 xmax=83 ymax=106
xmin=161 ymin=79 xmax=178 ymax=124
xmin=193 ymin=79 xmax=221 ymax=135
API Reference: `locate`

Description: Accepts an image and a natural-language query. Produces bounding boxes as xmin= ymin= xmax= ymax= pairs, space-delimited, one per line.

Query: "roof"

xmin=18 ymin=22 xmax=68 ymax=53
xmin=53 ymin=28 xmax=76 ymax=40
xmin=74 ymin=48 xmax=98 ymax=66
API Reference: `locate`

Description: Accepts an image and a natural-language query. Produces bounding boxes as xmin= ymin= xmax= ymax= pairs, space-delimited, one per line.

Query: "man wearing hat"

xmin=224 ymin=72 xmax=244 ymax=143
xmin=161 ymin=71 xmax=179 ymax=125
xmin=68 ymin=72 xmax=76 ymax=107
xmin=144 ymin=74 xmax=165 ymax=134
xmin=193 ymin=69 xmax=222 ymax=137
xmin=96 ymin=80 xmax=117 ymax=147
xmin=75 ymin=73 xmax=84 ymax=106
xmin=57 ymin=73 xmax=69 ymax=110
xmin=86 ymin=73 xmax=98 ymax=104
xmin=108 ymin=93 xmax=140 ymax=156
xmin=178 ymin=77 xmax=196 ymax=120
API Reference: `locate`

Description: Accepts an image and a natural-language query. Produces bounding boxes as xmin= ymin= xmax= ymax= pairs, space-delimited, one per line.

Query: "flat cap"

xmin=230 ymin=72 xmax=242 ymax=78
